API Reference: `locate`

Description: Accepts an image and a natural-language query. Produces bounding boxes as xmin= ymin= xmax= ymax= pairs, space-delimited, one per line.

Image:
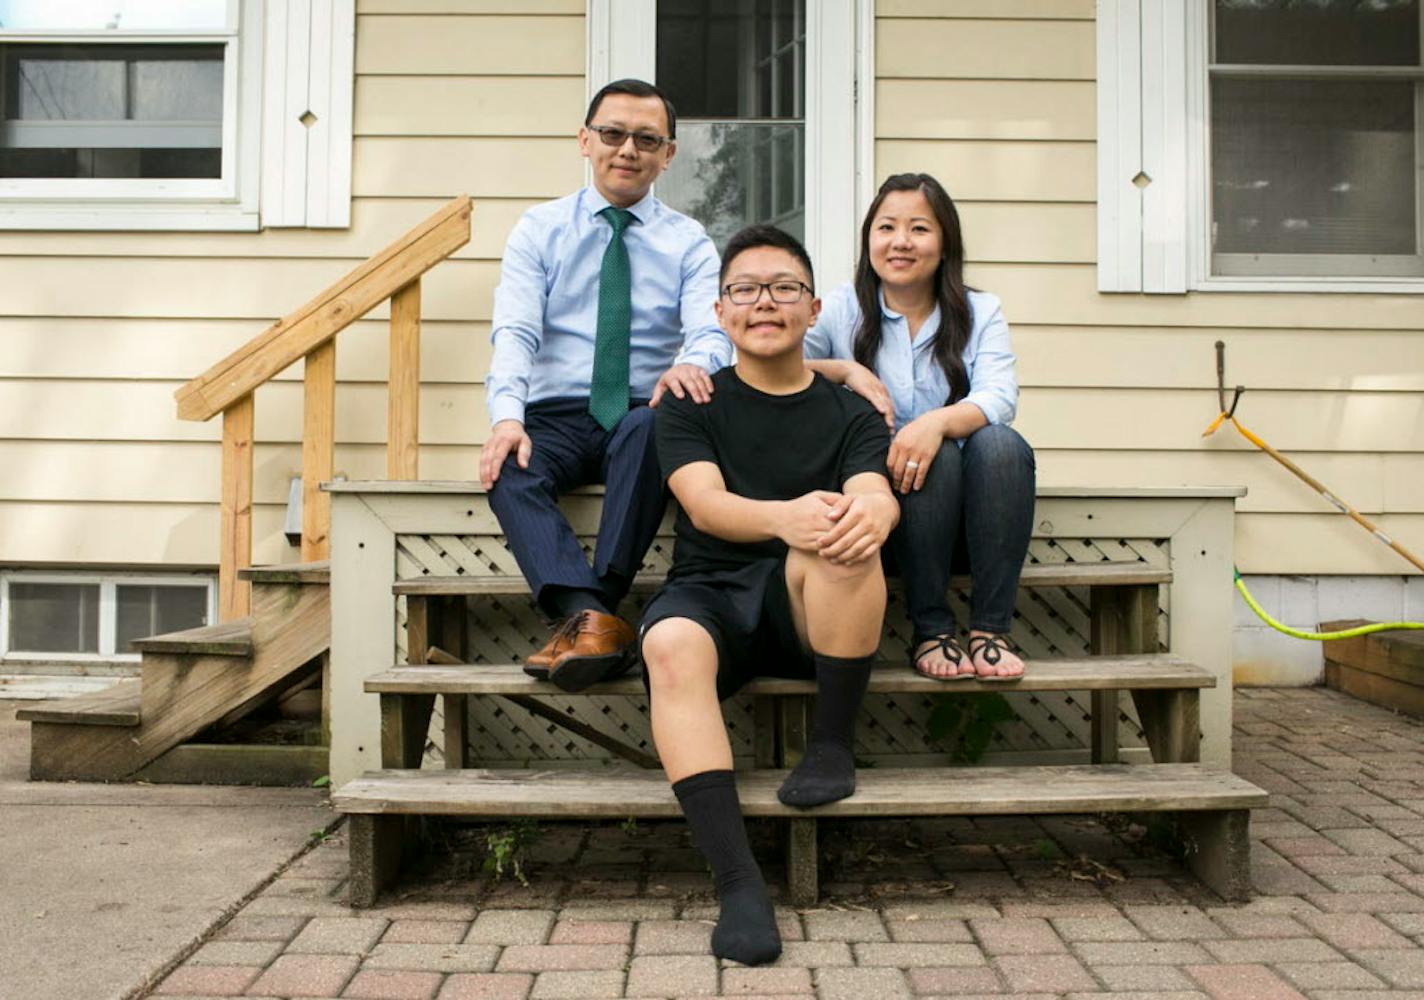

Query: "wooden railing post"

xmin=303 ymin=340 xmax=337 ymax=562
xmin=388 ymin=278 xmax=421 ymax=480
xmin=220 ymin=395 xmax=254 ymax=621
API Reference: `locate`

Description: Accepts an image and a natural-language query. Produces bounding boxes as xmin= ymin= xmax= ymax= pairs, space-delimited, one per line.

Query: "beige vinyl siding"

xmin=2 ymin=2 xmax=1421 ymax=576
xmin=876 ymin=7 xmax=1424 ymax=575
xmin=0 ymin=7 xmax=580 ymax=567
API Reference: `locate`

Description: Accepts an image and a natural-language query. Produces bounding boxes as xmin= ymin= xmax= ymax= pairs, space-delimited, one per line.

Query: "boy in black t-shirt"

xmin=640 ymin=226 xmax=898 ymax=966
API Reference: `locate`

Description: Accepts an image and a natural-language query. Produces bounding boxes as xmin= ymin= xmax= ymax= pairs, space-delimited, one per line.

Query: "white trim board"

xmin=1096 ymin=0 xmax=1187 ymax=294
xmin=260 ymin=0 xmax=355 ymax=228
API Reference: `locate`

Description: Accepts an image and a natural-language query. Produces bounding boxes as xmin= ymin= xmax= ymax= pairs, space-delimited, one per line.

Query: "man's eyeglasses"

xmin=587 ymin=124 xmax=671 ymax=153
xmin=721 ymin=281 xmax=813 ymax=305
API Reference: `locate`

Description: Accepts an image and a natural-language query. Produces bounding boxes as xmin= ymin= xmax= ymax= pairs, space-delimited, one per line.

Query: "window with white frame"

xmin=0 ymin=0 xmax=259 ymax=229
xmin=1 ymin=571 xmax=215 ymax=659
xmin=1209 ymin=0 xmax=1424 ymax=279
xmin=1098 ymin=0 xmax=1424 ymax=292
xmin=591 ymin=0 xmax=863 ymax=287
xmin=0 ymin=0 xmax=354 ymax=232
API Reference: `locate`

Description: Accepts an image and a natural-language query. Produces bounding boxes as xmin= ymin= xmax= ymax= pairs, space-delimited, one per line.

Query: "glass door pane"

xmin=656 ymin=0 xmax=806 ymax=249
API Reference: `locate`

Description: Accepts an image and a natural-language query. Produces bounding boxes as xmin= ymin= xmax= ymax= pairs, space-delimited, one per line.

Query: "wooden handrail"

xmin=179 ymin=195 xmax=473 ymax=619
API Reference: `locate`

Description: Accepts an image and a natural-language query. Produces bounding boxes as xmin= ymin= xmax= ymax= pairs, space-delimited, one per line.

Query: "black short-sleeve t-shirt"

xmin=655 ymin=367 xmax=892 ymax=579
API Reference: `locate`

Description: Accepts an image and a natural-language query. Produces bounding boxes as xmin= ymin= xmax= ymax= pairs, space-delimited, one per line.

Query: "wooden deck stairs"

xmin=20 ymin=197 xmax=472 ymax=784
xmin=19 ymin=564 xmax=330 ymax=783
xmin=332 ymin=557 xmax=1269 ymax=906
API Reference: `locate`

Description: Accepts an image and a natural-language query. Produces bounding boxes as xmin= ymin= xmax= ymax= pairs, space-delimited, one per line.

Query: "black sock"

xmin=672 ymin=770 xmax=782 ymax=966
xmin=539 ymin=585 xmax=609 ymax=620
xmin=599 ymin=570 xmax=632 ymax=613
xmin=777 ymin=652 xmax=873 ymax=808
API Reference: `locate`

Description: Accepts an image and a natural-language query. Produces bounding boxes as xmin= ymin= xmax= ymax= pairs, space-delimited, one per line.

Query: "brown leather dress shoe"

xmin=546 ymin=611 xmax=637 ymax=692
xmin=523 ymin=617 xmax=580 ymax=679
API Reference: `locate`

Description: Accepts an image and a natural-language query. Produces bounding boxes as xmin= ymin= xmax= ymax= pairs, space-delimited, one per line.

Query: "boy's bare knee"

xmin=804 ymin=551 xmax=884 ymax=587
xmin=642 ymin=618 xmax=718 ymax=694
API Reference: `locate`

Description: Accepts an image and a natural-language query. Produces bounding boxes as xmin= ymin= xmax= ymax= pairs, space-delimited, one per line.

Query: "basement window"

xmin=0 ymin=571 xmax=215 ymax=661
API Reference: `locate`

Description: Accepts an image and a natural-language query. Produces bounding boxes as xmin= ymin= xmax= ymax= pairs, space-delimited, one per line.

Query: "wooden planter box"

xmin=1323 ymin=621 xmax=1424 ymax=718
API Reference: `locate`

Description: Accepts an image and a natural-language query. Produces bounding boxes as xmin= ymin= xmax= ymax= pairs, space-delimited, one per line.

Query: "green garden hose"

xmin=1234 ymin=568 xmax=1424 ymax=641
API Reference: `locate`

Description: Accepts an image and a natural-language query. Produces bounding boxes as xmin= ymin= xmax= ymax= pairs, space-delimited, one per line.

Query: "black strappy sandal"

xmin=910 ymin=633 xmax=971 ymax=682
xmin=966 ymin=633 xmax=1024 ymax=683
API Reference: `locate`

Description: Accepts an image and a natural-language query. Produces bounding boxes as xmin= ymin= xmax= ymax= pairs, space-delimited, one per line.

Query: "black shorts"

xmin=638 ymin=557 xmax=815 ymax=701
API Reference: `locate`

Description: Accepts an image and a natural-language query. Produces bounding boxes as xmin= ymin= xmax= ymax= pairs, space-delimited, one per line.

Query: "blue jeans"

xmin=887 ymin=423 xmax=1036 ymax=637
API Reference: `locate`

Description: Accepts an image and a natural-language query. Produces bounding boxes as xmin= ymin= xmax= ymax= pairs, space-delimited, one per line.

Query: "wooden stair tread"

xmin=17 ymin=679 xmax=141 ymax=727
xmin=365 ymin=654 xmax=1214 ymax=697
xmin=239 ymin=561 xmax=331 ymax=585
xmin=334 ymin=763 xmax=1268 ymax=818
xmin=393 ymin=561 xmax=1172 ymax=597
xmin=130 ymin=618 xmax=254 ymax=656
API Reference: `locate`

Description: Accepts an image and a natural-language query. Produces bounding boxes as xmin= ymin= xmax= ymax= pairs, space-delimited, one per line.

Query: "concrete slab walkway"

xmin=0 ymin=700 xmax=333 ymax=1000
xmin=12 ymin=686 xmax=1424 ymax=999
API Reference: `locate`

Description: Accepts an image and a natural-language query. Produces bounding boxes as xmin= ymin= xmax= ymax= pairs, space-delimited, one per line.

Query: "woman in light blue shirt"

xmin=805 ymin=173 xmax=1035 ymax=681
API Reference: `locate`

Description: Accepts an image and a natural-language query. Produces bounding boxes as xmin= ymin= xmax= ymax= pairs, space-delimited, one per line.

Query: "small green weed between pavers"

xmin=483 ymin=820 xmax=542 ymax=886
xmin=925 ymin=691 xmax=1017 ymax=763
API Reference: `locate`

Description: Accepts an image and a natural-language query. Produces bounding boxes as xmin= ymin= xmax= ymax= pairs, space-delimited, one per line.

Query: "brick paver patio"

xmin=145 ymin=687 xmax=1424 ymax=998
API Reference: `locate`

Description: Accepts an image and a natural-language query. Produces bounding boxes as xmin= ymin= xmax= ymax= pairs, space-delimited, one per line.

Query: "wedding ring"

xmin=906 ymin=461 xmax=920 ymax=469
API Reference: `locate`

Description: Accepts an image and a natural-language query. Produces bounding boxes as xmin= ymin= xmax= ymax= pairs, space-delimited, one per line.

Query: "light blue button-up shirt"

xmin=805 ymin=283 xmax=1019 ymax=435
xmin=486 ymin=187 xmax=731 ymax=426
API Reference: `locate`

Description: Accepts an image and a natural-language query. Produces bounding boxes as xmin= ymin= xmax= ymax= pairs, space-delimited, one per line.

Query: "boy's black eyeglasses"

xmin=721 ymin=281 xmax=813 ymax=305
xmin=587 ymin=124 xmax=671 ymax=152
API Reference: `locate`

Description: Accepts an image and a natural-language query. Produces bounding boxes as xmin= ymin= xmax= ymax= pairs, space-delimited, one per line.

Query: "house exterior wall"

xmin=1 ymin=0 xmax=1420 ymax=593
xmin=0 ymin=2 xmax=584 ymax=567
xmin=875 ymin=0 xmax=1424 ymax=581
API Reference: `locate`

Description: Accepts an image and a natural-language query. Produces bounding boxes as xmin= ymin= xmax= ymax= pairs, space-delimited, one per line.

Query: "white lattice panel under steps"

xmin=394 ymin=534 xmax=1169 ymax=768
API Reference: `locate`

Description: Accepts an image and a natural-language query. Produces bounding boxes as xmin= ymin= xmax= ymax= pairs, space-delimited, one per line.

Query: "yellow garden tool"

xmin=1204 ymin=341 xmax=1424 ymax=641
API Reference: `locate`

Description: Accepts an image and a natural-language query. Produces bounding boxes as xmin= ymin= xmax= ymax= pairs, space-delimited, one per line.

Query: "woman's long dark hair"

xmin=852 ymin=173 xmax=972 ymax=405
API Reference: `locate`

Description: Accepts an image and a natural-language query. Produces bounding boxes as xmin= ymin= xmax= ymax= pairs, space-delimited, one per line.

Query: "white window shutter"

xmin=1097 ymin=0 xmax=1189 ymax=293
xmin=261 ymin=0 xmax=354 ymax=228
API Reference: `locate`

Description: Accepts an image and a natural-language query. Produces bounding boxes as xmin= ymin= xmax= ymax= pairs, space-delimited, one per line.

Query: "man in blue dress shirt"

xmin=479 ymin=79 xmax=730 ymax=692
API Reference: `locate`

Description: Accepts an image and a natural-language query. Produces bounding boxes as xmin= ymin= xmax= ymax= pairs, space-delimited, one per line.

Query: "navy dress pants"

xmin=488 ymin=397 xmax=665 ymax=616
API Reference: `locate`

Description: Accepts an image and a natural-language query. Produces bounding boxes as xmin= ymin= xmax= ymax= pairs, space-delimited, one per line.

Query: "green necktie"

xmin=589 ymin=206 xmax=634 ymax=431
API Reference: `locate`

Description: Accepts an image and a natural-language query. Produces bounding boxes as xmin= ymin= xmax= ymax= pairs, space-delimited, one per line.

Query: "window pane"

xmin=1211 ymin=78 xmax=1416 ymax=256
xmin=11 ymin=55 xmax=125 ymax=119
xmin=656 ymin=0 xmax=806 ymax=245
xmin=657 ymin=0 xmax=804 ymax=118
xmin=658 ymin=121 xmax=805 ymax=251
xmin=131 ymin=58 xmax=224 ymax=120
xmin=116 ymin=585 xmax=208 ymax=653
xmin=0 ymin=1 xmax=229 ymax=32
xmin=8 ymin=583 xmax=99 ymax=654
xmin=1215 ymin=0 xmax=1419 ymax=67
xmin=0 ymin=44 xmax=224 ymax=179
